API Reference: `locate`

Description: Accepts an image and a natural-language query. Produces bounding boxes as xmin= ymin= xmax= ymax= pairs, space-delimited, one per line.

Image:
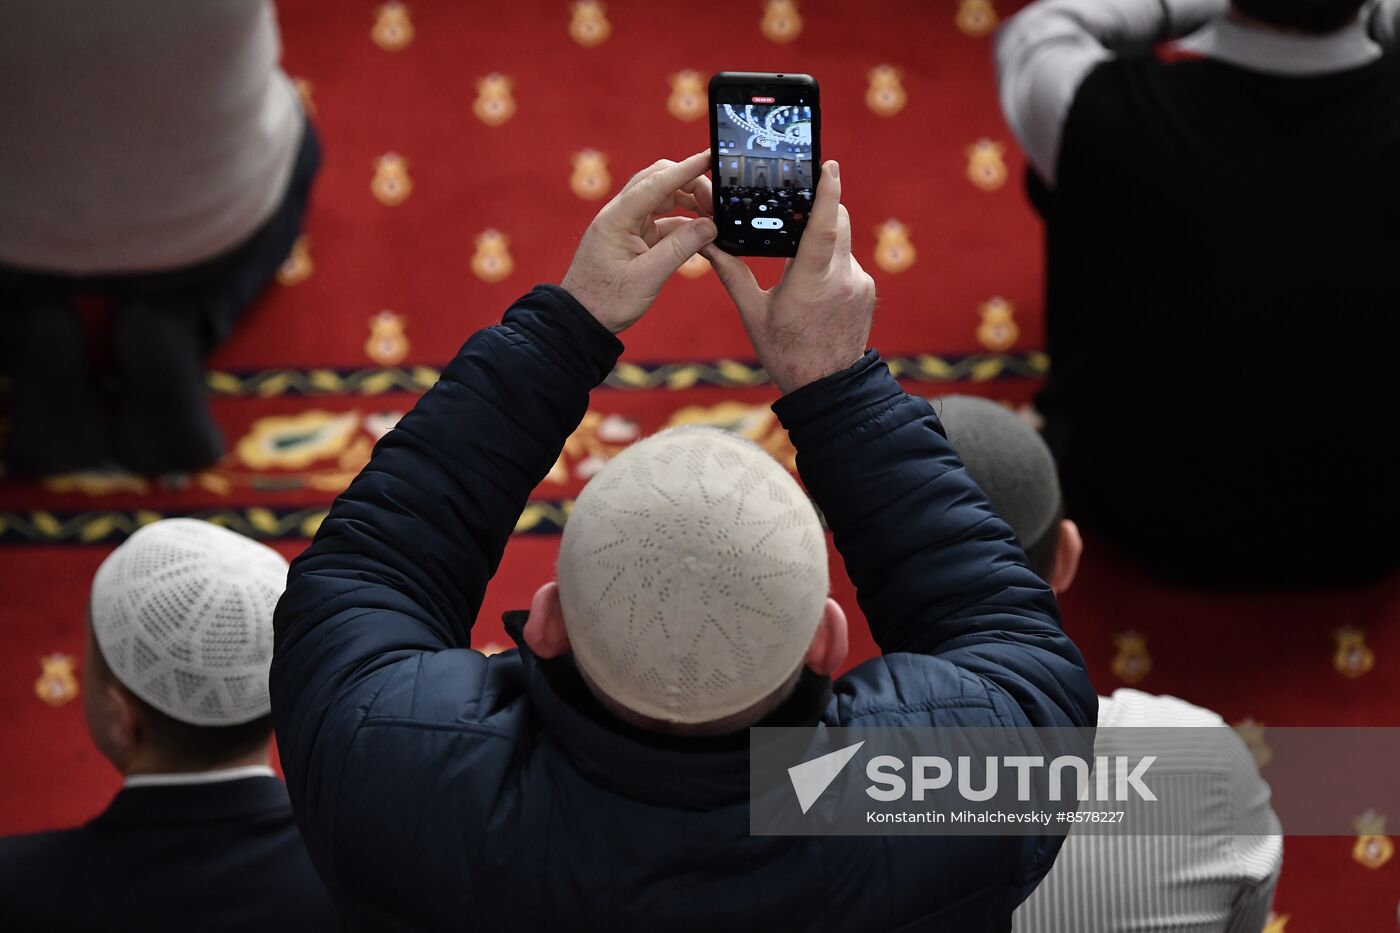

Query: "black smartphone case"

xmin=709 ymin=72 xmax=820 ymax=258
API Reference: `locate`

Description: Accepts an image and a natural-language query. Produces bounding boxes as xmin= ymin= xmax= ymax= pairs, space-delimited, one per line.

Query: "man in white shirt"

xmin=934 ymin=395 xmax=1283 ymax=932
xmin=0 ymin=0 xmax=318 ymax=476
xmin=0 ymin=519 xmax=337 ymax=931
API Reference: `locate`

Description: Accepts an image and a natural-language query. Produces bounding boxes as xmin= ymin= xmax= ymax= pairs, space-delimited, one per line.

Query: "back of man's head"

xmin=934 ymin=396 xmax=1067 ymax=584
xmin=87 ymin=519 xmax=289 ymax=767
xmin=1232 ymin=0 xmax=1366 ymax=34
xmin=556 ymin=427 xmax=829 ymax=730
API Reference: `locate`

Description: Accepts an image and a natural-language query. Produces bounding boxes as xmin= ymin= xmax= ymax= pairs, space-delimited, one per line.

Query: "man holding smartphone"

xmin=272 ymin=151 xmax=1095 ymax=931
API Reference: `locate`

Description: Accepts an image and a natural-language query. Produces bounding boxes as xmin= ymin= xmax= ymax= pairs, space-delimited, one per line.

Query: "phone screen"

xmin=711 ymin=77 xmax=819 ymax=257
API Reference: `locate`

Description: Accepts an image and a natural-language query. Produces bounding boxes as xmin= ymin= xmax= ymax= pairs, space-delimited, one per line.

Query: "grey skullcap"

xmin=935 ymin=395 xmax=1061 ymax=549
xmin=557 ymin=426 xmax=828 ymax=725
xmin=90 ymin=518 xmax=288 ymax=726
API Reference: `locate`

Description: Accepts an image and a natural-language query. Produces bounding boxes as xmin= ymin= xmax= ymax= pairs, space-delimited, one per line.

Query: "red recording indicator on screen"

xmin=751 ymin=96 xmax=776 ymax=103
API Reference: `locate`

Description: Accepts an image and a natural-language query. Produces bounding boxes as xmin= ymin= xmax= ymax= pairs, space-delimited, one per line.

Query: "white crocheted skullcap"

xmin=89 ymin=518 xmax=288 ymax=726
xmin=557 ymin=426 xmax=828 ymax=725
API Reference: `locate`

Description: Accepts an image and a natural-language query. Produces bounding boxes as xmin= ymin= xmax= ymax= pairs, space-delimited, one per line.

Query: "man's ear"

xmin=95 ymin=680 xmax=143 ymax=772
xmin=1048 ymin=519 xmax=1083 ymax=594
xmin=804 ymin=598 xmax=849 ymax=677
xmin=522 ymin=582 xmax=572 ymax=659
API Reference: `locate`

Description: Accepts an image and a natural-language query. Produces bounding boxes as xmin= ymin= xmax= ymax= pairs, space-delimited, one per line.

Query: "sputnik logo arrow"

xmin=788 ymin=741 xmax=865 ymax=814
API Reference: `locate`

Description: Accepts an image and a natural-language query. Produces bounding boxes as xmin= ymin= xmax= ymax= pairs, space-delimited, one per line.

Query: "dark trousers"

xmin=0 ymin=120 xmax=321 ymax=475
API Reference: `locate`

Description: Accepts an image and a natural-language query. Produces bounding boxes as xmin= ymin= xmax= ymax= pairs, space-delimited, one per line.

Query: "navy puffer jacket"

xmin=272 ymin=286 xmax=1096 ymax=932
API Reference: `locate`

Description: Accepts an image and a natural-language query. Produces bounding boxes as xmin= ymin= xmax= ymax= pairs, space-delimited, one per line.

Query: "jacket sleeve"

xmin=270 ymin=285 xmax=622 ymax=893
xmin=779 ymin=353 xmax=1096 ymax=910
xmin=775 ymin=351 xmax=1096 ymax=731
xmin=995 ymin=0 xmax=1225 ymax=184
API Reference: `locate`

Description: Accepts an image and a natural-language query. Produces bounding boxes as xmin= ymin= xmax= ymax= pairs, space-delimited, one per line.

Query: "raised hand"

xmin=701 ymin=161 xmax=876 ymax=394
xmin=561 ymin=151 xmax=717 ymax=334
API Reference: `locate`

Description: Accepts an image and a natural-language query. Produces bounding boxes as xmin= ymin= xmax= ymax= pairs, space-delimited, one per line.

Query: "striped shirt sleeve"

xmin=1012 ymin=690 xmax=1282 ymax=933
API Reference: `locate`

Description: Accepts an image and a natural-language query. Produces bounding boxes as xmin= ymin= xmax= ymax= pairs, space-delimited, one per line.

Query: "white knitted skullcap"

xmin=89 ymin=518 xmax=288 ymax=726
xmin=557 ymin=426 xmax=828 ymax=725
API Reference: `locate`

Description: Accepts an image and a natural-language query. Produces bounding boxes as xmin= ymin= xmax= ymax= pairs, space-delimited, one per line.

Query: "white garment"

xmin=124 ymin=765 xmax=276 ymax=789
xmin=0 ymin=0 xmax=302 ymax=274
xmin=1013 ymin=689 xmax=1283 ymax=933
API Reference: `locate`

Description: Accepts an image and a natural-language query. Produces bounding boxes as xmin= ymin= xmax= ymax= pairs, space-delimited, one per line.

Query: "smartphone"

xmin=708 ymin=72 xmax=821 ymax=258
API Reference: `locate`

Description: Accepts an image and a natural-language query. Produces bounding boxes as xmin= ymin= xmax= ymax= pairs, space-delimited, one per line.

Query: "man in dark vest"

xmin=0 ymin=519 xmax=338 ymax=932
xmin=997 ymin=0 xmax=1400 ymax=585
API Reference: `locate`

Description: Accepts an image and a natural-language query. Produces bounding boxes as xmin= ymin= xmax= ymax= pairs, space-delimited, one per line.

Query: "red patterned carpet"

xmin=0 ymin=2 xmax=1395 ymax=928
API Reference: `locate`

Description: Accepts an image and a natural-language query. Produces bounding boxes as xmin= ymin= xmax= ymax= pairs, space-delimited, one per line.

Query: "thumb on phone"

xmin=794 ymin=161 xmax=842 ymax=270
xmin=702 ymin=244 xmax=767 ymax=324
